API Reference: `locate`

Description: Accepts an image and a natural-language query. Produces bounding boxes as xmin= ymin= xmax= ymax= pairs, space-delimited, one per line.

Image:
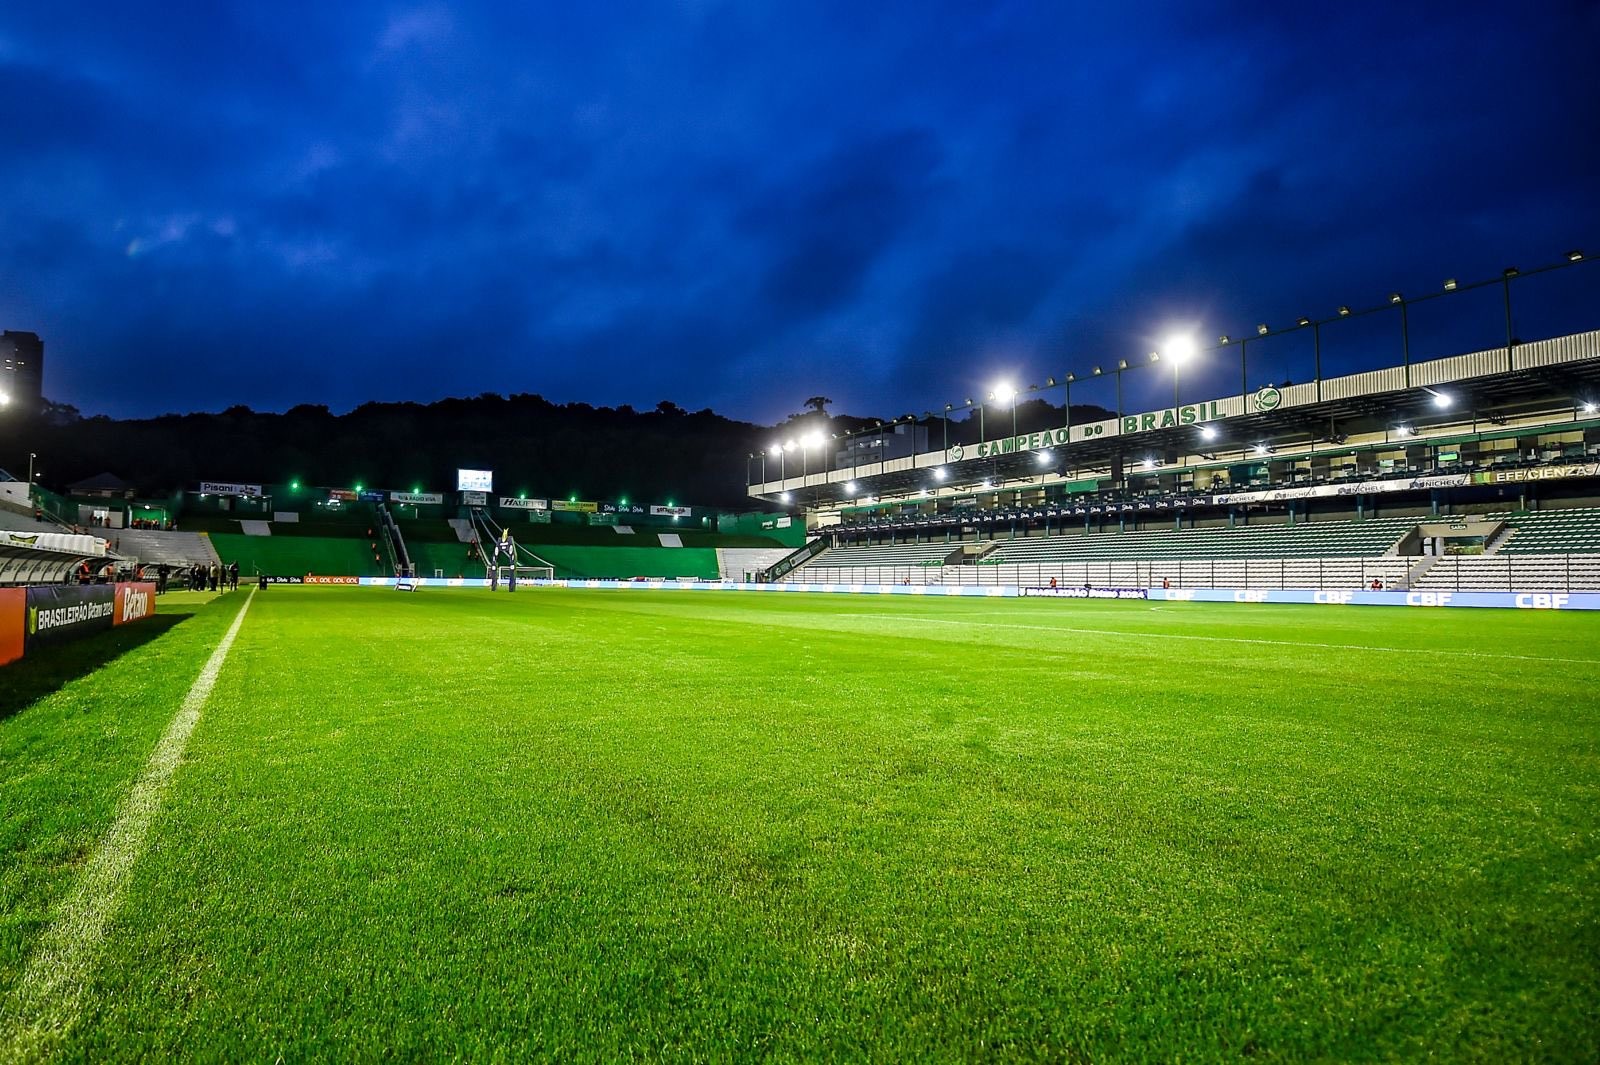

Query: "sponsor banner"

xmin=306 ymin=575 xmax=360 ymax=585
xmin=589 ymin=512 xmax=618 ymax=526
xmin=498 ymin=496 xmax=549 ymax=510
xmin=461 ymin=490 xmax=488 ymax=506
xmin=457 ymin=468 xmax=494 ymax=492
xmin=1474 ymin=462 xmax=1599 ymax=485
xmin=329 ymin=489 xmax=358 ymax=502
xmin=113 ymin=582 xmax=156 ymax=626
xmin=358 ymin=490 xmax=385 ymax=503
xmin=0 ymin=588 xmax=22 ymax=666
xmin=1210 ymin=472 xmax=1472 ymax=506
xmin=199 ymin=481 xmax=263 ymax=497
xmin=528 ymin=510 xmax=552 ymax=524
xmin=1022 ymin=586 xmax=1148 ymax=599
xmin=649 ymin=505 xmax=692 ymax=517
xmin=261 ymin=575 xmax=306 ymax=584
xmin=553 ymin=500 xmax=598 ymax=513
xmin=24 ymin=585 xmax=115 ymax=649
xmin=391 ymin=492 xmax=444 ymax=505
xmin=1149 ymin=588 xmax=1600 ymax=610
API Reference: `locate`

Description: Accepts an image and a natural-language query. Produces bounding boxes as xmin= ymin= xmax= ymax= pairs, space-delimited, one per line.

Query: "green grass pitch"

xmin=2 ymin=587 xmax=1597 ymax=1061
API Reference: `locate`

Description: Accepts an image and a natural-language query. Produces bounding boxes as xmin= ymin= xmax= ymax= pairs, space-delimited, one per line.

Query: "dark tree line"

xmin=1 ymin=393 xmax=1111 ymax=507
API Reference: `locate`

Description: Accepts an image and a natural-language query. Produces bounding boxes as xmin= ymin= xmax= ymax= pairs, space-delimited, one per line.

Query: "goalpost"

xmin=494 ymin=564 xmax=553 ymax=587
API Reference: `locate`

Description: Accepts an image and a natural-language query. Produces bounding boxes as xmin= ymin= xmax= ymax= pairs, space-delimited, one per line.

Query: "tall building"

xmin=0 ymin=331 xmax=44 ymax=410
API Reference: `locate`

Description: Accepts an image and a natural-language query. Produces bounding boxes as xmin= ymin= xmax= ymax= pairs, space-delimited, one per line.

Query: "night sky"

xmin=2 ymin=2 xmax=1597 ymax=422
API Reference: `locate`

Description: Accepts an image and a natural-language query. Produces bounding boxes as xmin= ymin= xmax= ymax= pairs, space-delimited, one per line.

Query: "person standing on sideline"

xmin=229 ymin=561 xmax=239 ymax=590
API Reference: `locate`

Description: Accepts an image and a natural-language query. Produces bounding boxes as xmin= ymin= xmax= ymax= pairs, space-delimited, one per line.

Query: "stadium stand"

xmin=530 ymin=546 xmax=721 ymax=580
xmin=806 ymin=541 xmax=960 ymax=567
xmin=715 ymin=547 xmax=794 ymax=580
xmin=110 ymin=528 xmax=221 ymax=566
xmin=1498 ymin=509 xmax=1600 ymax=554
xmin=982 ymin=515 xmax=1418 ymax=563
xmin=1413 ymin=554 xmax=1600 ymax=592
xmin=207 ymin=533 xmax=387 ymax=578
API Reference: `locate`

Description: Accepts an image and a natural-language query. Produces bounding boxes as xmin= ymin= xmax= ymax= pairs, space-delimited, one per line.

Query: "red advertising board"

xmin=114 ymin=582 xmax=157 ymax=626
xmin=0 ymin=588 xmax=22 ymax=666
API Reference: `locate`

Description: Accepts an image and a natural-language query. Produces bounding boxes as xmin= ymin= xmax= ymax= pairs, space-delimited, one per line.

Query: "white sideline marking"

xmin=831 ymin=612 xmax=1600 ymax=666
xmin=1 ymin=589 xmax=255 ymax=1060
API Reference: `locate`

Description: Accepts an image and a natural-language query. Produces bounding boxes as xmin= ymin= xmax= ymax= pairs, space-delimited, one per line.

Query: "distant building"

xmin=1 ymin=331 xmax=44 ymax=410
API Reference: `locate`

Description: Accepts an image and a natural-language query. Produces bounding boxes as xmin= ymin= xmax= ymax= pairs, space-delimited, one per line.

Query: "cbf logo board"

xmin=1253 ymin=385 xmax=1282 ymax=413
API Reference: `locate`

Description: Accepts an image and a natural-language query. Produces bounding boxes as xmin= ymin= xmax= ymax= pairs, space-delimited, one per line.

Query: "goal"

xmin=494 ymin=565 xmax=553 ymax=587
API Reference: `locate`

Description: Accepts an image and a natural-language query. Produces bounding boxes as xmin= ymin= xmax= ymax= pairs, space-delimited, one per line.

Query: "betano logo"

xmin=120 ymin=587 xmax=152 ymax=623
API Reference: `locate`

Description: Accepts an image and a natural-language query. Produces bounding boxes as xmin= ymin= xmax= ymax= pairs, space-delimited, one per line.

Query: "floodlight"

xmin=1218 ymin=335 xmax=1231 ymax=344
xmin=1296 ymin=317 xmax=1311 ymax=327
xmin=1037 ymin=450 xmax=1053 ymax=466
xmin=1395 ymin=426 xmax=1413 ymax=437
xmin=844 ymin=481 xmax=858 ymax=494
xmin=1431 ymin=391 xmax=1453 ymax=409
xmin=1583 ymin=401 xmax=1598 ymax=414
xmin=1503 ymin=266 xmax=1520 ymax=278
xmin=1140 ymin=457 xmax=1157 ymax=471
xmin=980 ymin=479 xmax=992 ymax=489
xmin=354 ymin=483 xmax=363 ymax=493
xmin=1389 ymin=293 xmax=1403 ymax=304
xmin=289 ymin=479 xmax=301 ymax=490
xmin=1567 ymin=249 xmax=1584 ymax=262
xmin=0 ymin=391 xmax=10 ymax=407
xmin=802 ymin=431 xmax=823 ymax=448
xmin=1199 ymin=424 xmax=1218 ymax=441
xmin=779 ymin=492 xmax=792 ymax=502
xmin=991 ymin=382 xmax=1016 ymax=404
xmin=1256 ymin=323 xmax=1269 ymax=336
xmin=1443 ymin=279 xmax=1458 ymax=291
xmin=1252 ymin=443 xmax=1270 ymax=455
xmin=767 ymin=444 xmax=781 ymax=456
xmin=1337 ymin=306 xmax=1351 ymax=317
xmin=1163 ymin=335 xmax=1197 ymax=363
xmin=783 ymin=440 xmax=796 ymax=452
xmin=933 ymin=467 xmax=947 ymax=481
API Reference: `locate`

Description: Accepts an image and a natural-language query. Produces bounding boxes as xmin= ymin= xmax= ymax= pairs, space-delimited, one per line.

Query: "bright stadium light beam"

xmin=1395 ymin=425 xmax=1413 ymax=437
xmin=1199 ymin=424 xmax=1218 ymax=441
xmin=991 ymin=382 xmax=1016 ymax=404
xmin=802 ymin=431 xmax=824 ymax=448
xmin=1432 ymin=391 xmax=1453 ymax=409
xmin=1163 ymin=335 xmax=1198 ymax=364
xmin=768 ymin=444 xmax=782 ymax=456
xmin=1141 ymin=457 xmax=1157 ymax=471
xmin=933 ymin=467 xmax=947 ymax=481
xmin=844 ymin=481 xmax=858 ymax=494
xmin=1583 ymin=401 xmax=1599 ymax=414
xmin=783 ymin=439 xmax=796 ymax=452
xmin=1036 ymin=449 xmax=1053 ymax=466
xmin=779 ymin=491 xmax=792 ymax=502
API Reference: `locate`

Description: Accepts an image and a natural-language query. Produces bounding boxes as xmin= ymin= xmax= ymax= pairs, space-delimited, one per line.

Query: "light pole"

xmin=1161 ymin=335 xmax=1196 ymax=408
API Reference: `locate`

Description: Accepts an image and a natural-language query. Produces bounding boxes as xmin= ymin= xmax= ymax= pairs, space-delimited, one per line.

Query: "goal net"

xmin=494 ymin=565 xmax=553 ymax=586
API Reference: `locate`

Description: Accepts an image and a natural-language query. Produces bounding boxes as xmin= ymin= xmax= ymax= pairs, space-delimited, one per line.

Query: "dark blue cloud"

xmin=0 ymin=0 xmax=1595 ymax=423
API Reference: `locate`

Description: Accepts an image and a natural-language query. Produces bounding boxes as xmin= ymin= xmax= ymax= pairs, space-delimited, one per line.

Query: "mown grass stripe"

xmin=0 ymin=589 xmax=255 ymax=1062
xmin=833 ymin=611 xmax=1600 ymax=664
